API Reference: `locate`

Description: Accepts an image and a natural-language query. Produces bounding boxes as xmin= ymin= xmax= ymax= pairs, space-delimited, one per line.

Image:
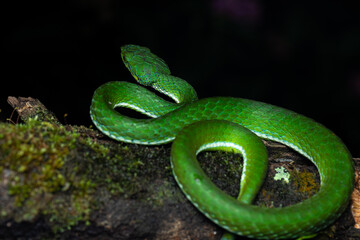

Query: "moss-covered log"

xmin=0 ymin=97 xmax=358 ymax=239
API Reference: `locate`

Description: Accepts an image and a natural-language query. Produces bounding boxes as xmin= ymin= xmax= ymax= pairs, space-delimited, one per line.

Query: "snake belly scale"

xmin=90 ymin=44 xmax=354 ymax=239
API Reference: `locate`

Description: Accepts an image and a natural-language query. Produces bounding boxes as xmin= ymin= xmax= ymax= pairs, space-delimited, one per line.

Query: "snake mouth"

xmin=121 ymin=55 xmax=127 ymax=63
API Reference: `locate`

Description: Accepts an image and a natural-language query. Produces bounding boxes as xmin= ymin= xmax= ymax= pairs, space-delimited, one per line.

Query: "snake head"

xmin=120 ymin=44 xmax=171 ymax=86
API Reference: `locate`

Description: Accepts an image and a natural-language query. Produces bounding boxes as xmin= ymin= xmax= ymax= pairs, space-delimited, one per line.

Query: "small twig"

xmin=7 ymin=107 xmax=20 ymax=124
xmin=7 ymin=96 xmax=60 ymax=124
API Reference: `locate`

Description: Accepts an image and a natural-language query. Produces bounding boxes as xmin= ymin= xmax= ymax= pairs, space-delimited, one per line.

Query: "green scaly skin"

xmin=90 ymin=45 xmax=354 ymax=239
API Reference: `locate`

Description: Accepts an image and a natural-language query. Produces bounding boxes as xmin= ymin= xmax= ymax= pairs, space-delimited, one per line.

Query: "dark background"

xmin=2 ymin=1 xmax=360 ymax=156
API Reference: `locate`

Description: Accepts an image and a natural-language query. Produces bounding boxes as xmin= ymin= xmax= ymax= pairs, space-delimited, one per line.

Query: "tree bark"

xmin=0 ymin=97 xmax=358 ymax=240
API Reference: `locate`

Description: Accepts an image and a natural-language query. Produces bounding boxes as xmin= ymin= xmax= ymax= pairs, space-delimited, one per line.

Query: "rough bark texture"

xmin=0 ymin=97 xmax=359 ymax=240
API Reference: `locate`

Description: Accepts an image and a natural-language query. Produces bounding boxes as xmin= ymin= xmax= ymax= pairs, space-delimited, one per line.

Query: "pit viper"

xmin=90 ymin=44 xmax=354 ymax=239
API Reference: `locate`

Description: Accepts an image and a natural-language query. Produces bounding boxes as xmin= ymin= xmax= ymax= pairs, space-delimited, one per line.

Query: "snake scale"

xmin=90 ymin=44 xmax=354 ymax=239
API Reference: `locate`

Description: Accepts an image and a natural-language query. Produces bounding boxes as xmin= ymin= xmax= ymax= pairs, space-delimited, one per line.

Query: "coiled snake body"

xmin=90 ymin=45 xmax=354 ymax=239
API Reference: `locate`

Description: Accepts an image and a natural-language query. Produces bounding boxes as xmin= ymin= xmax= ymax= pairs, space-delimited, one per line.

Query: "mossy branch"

xmin=0 ymin=97 xmax=358 ymax=239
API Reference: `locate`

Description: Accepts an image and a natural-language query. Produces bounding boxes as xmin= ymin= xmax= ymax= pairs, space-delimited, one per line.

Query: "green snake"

xmin=90 ymin=45 xmax=354 ymax=239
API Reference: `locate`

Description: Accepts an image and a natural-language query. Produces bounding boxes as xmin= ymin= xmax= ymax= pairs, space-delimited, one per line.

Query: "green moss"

xmin=198 ymin=150 xmax=243 ymax=198
xmin=0 ymin=118 xmax=77 ymax=206
xmin=0 ymin=118 xmax=178 ymax=233
xmin=0 ymin=118 xmax=96 ymax=232
xmin=144 ymin=181 xmax=183 ymax=206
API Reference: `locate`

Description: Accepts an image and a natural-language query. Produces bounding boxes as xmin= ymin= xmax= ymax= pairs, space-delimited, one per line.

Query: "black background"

xmin=2 ymin=1 xmax=360 ymax=155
